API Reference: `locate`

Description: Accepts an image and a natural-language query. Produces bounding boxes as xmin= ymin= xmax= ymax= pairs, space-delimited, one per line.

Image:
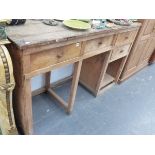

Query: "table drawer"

xmin=30 ymin=43 xmax=81 ymax=71
xmin=110 ymin=44 xmax=131 ymax=61
xmin=84 ymin=35 xmax=113 ymax=53
xmin=115 ymin=30 xmax=137 ymax=46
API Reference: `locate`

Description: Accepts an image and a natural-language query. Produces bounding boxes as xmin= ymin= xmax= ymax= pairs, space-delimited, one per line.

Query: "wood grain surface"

xmin=6 ymin=20 xmax=141 ymax=50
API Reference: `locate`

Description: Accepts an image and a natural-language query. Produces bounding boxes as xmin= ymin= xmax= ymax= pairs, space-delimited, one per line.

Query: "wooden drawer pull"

xmin=98 ymin=42 xmax=102 ymax=45
xmin=57 ymin=52 xmax=63 ymax=58
xmin=120 ymin=50 xmax=124 ymax=53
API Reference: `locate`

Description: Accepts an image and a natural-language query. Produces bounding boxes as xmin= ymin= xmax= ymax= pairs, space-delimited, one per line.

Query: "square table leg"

xmin=47 ymin=60 xmax=82 ymax=114
xmin=14 ymin=78 xmax=33 ymax=135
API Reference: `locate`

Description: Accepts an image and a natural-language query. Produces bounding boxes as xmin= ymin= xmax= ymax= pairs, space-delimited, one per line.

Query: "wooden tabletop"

xmin=6 ymin=20 xmax=141 ymax=50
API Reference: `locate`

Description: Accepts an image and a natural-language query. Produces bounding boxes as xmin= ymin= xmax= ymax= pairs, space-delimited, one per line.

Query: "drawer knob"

xmin=120 ymin=50 xmax=124 ymax=53
xmin=98 ymin=42 xmax=102 ymax=45
xmin=57 ymin=52 xmax=63 ymax=58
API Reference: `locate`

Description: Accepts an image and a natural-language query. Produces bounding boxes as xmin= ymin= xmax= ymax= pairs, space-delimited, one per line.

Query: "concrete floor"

xmin=33 ymin=64 xmax=155 ymax=135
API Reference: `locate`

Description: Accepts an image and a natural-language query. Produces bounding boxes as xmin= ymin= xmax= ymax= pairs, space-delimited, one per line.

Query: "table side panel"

xmin=30 ymin=43 xmax=82 ymax=72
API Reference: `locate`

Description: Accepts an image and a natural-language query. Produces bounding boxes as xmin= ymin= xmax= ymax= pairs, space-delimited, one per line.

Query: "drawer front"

xmin=30 ymin=43 xmax=81 ymax=71
xmin=115 ymin=30 xmax=137 ymax=46
xmin=84 ymin=35 xmax=113 ymax=53
xmin=110 ymin=44 xmax=131 ymax=61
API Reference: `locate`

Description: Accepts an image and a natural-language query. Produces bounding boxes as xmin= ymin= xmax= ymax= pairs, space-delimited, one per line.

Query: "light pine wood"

xmin=115 ymin=30 xmax=137 ymax=46
xmin=32 ymin=75 xmax=72 ymax=96
xmin=80 ymin=53 xmax=108 ymax=91
xmin=84 ymin=35 xmax=113 ymax=53
xmin=30 ymin=43 xmax=82 ymax=72
xmin=120 ymin=20 xmax=155 ymax=82
xmin=32 ymin=87 xmax=46 ymax=97
xmin=142 ymin=37 xmax=155 ymax=62
xmin=6 ymin=20 xmax=141 ymax=134
xmin=80 ymin=29 xmax=138 ymax=96
xmin=6 ymin=20 xmax=140 ymax=50
xmin=110 ymin=44 xmax=131 ymax=62
xmin=46 ymin=61 xmax=82 ymax=113
xmin=100 ymin=73 xmax=114 ymax=88
xmin=115 ymin=56 xmax=129 ymax=82
xmin=125 ymin=40 xmax=148 ymax=71
xmin=96 ymin=52 xmax=112 ymax=94
xmin=143 ymin=20 xmax=155 ymax=36
xmin=48 ymin=88 xmax=68 ymax=109
xmin=67 ymin=60 xmax=82 ymax=113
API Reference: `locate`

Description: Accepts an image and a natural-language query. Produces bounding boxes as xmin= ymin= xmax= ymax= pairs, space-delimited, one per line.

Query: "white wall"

xmin=31 ymin=64 xmax=73 ymax=91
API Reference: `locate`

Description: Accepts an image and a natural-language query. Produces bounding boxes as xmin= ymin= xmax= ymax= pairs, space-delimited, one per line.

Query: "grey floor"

xmin=33 ymin=64 xmax=155 ymax=135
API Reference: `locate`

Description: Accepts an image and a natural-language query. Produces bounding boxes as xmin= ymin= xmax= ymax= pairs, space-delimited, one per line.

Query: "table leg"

xmin=45 ymin=71 xmax=51 ymax=90
xmin=47 ymin=61 xmax=82 ymax=114
xmin=13 ymin=78 xmax=33 ymax=135
xmin=67 ymin=60 xmax=82 ymax=113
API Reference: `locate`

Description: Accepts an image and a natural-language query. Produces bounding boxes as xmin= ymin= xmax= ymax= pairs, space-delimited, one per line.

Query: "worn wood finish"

xmin=80 ymin=53 xmax=108 ymax=92
xmin=32 ymin=75 xmax=72 ymax=96
xmin=120 ymin=19 xmax=155 ymax=82
xmin=48 ymin=88 xmax=68 ymax=109
xmin=30 ymin=43 xmax=81 ymax=72
xmin=115 ymin=30 xmax=137 ymax=46
xmin=6 ymin=20 xmax=140 ymax=50
xmin=110 ymin=44 xmax=131 ymax=62
xmin=47 ymin=61 xmax=82 ymax=114
xmin=100 ymin=73 xmax=114 ymax=88
xmin=6 ymin=20 xmax=140 ymax=134
xmin=67 ymin=60 xmax=82 ymax=113
xmin=84 ymin=35 xmax=113 ymax=53
xmin=80 ymin=29 xmax=138 ymax=96
xmin=96 ymin=52 xmax=112 ymax=94
xmin=5 ymin=44 xmax=33 ymax=134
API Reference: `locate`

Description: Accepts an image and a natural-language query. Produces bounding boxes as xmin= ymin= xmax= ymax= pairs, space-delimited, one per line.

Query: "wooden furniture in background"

xmin=120 ymin=19 xmax=155 ymax=82
xmin=6 ymin=20 xmax=140 ymax=134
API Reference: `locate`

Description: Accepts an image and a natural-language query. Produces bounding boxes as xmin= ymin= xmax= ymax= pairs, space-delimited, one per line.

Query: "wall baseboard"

xmin=32 ymin=75 xmax=72 ymax=97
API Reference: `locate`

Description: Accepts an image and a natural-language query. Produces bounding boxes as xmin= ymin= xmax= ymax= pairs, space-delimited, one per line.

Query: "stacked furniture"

xmin=120 ymin=19 xmax=155 ymax=81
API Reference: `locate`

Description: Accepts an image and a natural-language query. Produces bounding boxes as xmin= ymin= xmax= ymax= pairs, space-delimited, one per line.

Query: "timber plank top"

xmin=6 ymin=20 xmax=141 ymax=50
